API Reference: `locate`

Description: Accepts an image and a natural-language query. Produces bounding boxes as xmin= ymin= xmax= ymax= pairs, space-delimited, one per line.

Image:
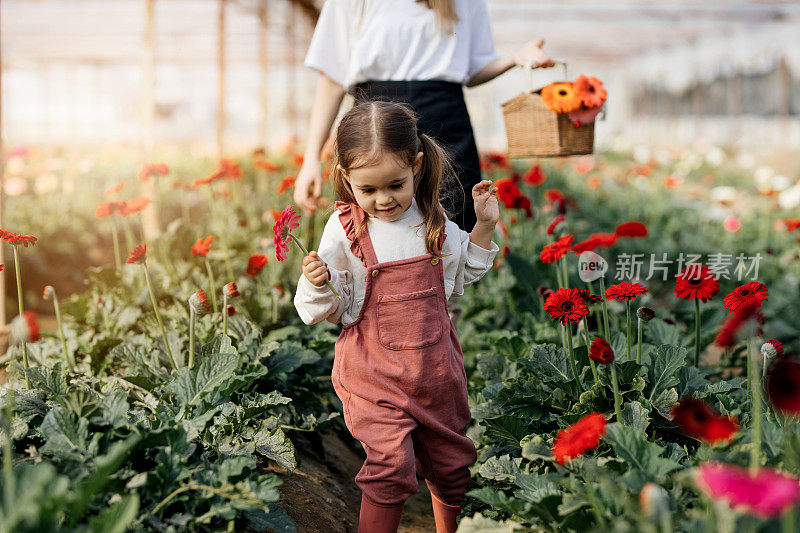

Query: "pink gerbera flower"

xmin=273 ymin=205 xmax=301 ymax=262
xmin=694 ymin=462 xmax=800 ymax=519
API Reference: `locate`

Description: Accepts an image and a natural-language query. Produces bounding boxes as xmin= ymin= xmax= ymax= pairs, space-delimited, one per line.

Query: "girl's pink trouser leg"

xmin=429 ymin=490 xmax=461 ymax=533
xmin=358 ymin=494 xmax=405 ymax=533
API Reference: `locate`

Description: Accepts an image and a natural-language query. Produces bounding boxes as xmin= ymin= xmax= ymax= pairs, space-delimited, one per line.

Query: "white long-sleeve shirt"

xmin=294 ymin=199 xmax=499 ymax=326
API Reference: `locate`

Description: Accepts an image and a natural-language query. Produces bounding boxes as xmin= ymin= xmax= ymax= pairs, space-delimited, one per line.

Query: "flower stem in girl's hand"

xmin=274 ymin=204 xmax=340 ymax=298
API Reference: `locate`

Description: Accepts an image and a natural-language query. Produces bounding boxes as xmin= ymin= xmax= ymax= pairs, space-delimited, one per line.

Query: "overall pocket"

xmin=377 ymin=287 xmax=443 ymax=350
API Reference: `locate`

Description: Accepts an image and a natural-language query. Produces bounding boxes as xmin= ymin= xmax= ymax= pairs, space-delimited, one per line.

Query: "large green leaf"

xmin=477 ymin=454 xmax=523 ymax=482
xmin=252 ymin=427 xmax=297 ymax=473
xmin=25 ymin=362 xmax=68 ymax=400
xmin=620 ymin=401 xmax=650 ymax=433
xmin=477 ymin=352 xmax=518 ymax=383
xmin=165 ymin=351 xmax=240 ymax=406
xmin=456 ymin=512 xmax=525 ymax=533
xmin=521 ymin=344 xmax=571 ymax=383
xmin=603 ymin=423 xmax=680 ymax=490
xmin=646 ymin=345 xmax=687 ymax=403
xmin=261 ymin=342 xmax=321 ymax=382
xmin=483 ymin=415 xmax=530 ymax=448
xmin=39 ymin=406 xmax=90 ymax=458
xmin=88 ymin=494 xmax=140 ymax=533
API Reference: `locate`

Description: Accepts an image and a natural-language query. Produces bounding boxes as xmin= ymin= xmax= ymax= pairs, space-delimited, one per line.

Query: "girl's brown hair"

xmin=331 ymin=101 xmax=456 ymax=258
xmin=416 ymin=0 xmax=459 ymax=33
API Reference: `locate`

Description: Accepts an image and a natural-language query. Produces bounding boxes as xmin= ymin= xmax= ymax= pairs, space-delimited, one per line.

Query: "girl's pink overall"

xmin=330 ymin=202 xmax=477 ymax=508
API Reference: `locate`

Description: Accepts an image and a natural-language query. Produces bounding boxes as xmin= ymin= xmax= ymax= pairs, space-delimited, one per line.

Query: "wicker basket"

xmin=501 ymin=63 xmax=595 ymax=158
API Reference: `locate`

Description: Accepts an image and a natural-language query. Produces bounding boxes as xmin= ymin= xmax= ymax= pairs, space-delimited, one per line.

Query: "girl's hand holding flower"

xmin=302 ymin=251 xmax=330 ymax=288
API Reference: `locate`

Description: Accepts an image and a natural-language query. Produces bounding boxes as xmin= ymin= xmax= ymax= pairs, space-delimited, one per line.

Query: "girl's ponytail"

xmin=415 ymin=133 xmax=456 ymax=258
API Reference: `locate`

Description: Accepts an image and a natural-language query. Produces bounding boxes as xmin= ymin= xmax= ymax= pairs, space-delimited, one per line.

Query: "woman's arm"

xmin=466 ymin=39 xmax=555 ymax=88
xmin=293 ymin=73 xmax=347 ymax=212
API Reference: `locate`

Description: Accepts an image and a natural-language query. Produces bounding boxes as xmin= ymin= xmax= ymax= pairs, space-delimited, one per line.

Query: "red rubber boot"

xmin=430 ymin=491 xmax=461 ymax=533
xmin=357 ymin=494 xmax=405 ymax=533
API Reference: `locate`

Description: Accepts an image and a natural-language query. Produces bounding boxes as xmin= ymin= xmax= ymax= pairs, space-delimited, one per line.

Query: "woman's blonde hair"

xmin=331 ymin=101 xmax=456 ymax=258
xmin=354 ymin=1 xmax=459 ymax=34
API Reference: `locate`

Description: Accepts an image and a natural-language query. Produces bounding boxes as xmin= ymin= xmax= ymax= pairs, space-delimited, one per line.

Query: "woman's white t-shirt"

xmin=304 ymin=0 xmax=499 ymax=92
xmin=293 ymin=198 xmax=499 ymax=326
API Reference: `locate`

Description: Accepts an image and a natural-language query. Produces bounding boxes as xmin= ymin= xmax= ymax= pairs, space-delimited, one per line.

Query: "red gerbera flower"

xmin=723 ymin=282 xmax=769 ymax=313
xmin=572 ymin=233 xmax=618 ymax=254
xmin=546 ymin=215 xmax=565 ymax=236
xmin=674 ymin=264 xmax=720 ymax=302
xmin=714 ymin=299 xmax=763 ymax=348
xmin=577 ymin=289 xmax=603 ymax=304
xmin=219 ymin=158 xmax=243 ymax=180
xmin=191 ymin=235 xmax=215 ymax=257
xmin=615 ymin=221 xmax=648 ymax=238
xmin=126 ymin=243 xmax=147 ymax=264
xmin=670 ymin=398 xmax=739 ymax=445
xmin=138 ymin=162 xmax=169 ymax=182
xmin=544 ymin=189 xmax=565 ymax=203
xmin=120 ymin=196 xmax=150 ymax=217
xmin=273 ymin=205 xmax=301 ymax=262
xmin=589 ymin=336 xmax=614 ymax=364
xmin=104 ymin=181 xmax=126 ymax=197
xmin=226 ymin=304 xmax=237 ymax=316
xmin=278 ymin=176 xmax=296 ymax=194
xmin=551 ymin=412 xmax=607 ymax=465
xmin=523 ymin=164 xmax=546 ymax=186
xmin=0 ymin=229 xmax=38 ymax=247
xmin=95 ymin=201 xmax=115 ymax=219
xmin=605 ymin=281 xmax=648 ymax=302
xmin=544 ymin=288 xmax=589 ymax=325
xmin=495 ymin=178 xmax=533 ymax=217
xmin=246 ymin=253 xmax=268 ymax=276
xmin=540 ymin=235 xmax=574 ymax=263
xmin=766 ymin=359 xmax=800 ymax=417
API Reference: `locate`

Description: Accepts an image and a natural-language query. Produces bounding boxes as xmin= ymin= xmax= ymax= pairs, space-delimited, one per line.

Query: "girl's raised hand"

xmin=472 ymin=180 xmax=499 ymax=225
xmin=302 ymin=251 xmax=330 ymax=287
xmin=512 ymin=38 xmax=556 ymax=69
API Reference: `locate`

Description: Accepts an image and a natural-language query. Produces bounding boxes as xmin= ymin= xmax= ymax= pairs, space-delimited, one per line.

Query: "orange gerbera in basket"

xmin=541 ymin=83 xmax=582 ymax=113
xmin=574 ymin=74 xmax=607 ymax=108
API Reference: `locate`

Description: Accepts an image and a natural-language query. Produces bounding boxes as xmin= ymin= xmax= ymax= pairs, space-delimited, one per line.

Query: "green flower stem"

xmin=587 ymin=281 xmax=603 ymax=336
xmin=584 ymin=479 xmax=609 ymax=530
xmin=583 ymin=326 xmax=599 ymax=386
xmin=749 ymin=339 xmax=763 ymax=472
xmin=599 ymin=276 xmax=611 ymax=339
xmin=626 ymin=301 xmax=632 ymax=362
xmin=152 ymin=483 xmax=268 ymax=517
xmin=188 ymin=307 xmax=196 ymax=369
xmin=561 ymin=257 xmax=569 ymax=288
xmin=610 ymin=362 xmax=623 ymax=421
xmin=100 ymin=300 xmax=111 ymax=332
xmin=555 ymin=261 xmax=565 ymax=289
xmin=289 ymin=233 xmax=339 ymax=298
xmin=637 ymin=317 xmax=644 ymax=364
xmin=219 ymin=234 xmax=235 ymax=283
xmin=3 ymin=389 xmax=15 ymax=509
xmin=783 ymin=507 xmax=796 ymax=533
xmin=142 ymin=263 xmax=177 ymax=371
xmin=565 ymin=323 xmax=582 ymax=389
xmin=121 ymin=217 xmax=136 ymax=253
xmin=695 ymin=299 xmax=702 ymax=367
xmin=110 ymin=218 xmax=122 ymax=271
xmin=50 ymin=291 xmax=73 ymax=370
xmin=204 ymin=258 xmax=219 ymax=314
xmin=222 ymin=290 xmax=228 ymax=336
xmin=13 ymin=246 xmax=30 ymax=389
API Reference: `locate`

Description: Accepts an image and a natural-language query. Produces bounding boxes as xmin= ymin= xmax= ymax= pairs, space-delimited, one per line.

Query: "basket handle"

xmin=525 ymin=60 xmax=568 ymax=93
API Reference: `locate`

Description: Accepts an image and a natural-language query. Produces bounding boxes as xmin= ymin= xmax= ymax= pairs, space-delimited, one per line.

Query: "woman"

xmin=292 ymin=0 xmax=554 ymax=231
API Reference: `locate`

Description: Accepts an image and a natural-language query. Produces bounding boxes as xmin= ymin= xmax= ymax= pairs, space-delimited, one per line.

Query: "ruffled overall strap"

xmin=335 ymin=201 xmax=379 ymax=268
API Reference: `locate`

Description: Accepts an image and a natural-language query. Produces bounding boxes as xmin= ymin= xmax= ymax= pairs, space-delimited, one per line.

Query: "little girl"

xmin=294 ymin=101 xmax=499 ymax=533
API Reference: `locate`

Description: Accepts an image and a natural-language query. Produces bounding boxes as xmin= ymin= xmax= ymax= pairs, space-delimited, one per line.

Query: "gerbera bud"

xmin=43 ymin=285 xmax=56 ymax=300
xmin=10 ymin=311 xmax=41 ymax=344
xmin=639 ymin=482 xmax=670 ymax=521
xmin=766 ymin=359 xmax=800 ymax=417
xmin=589 ymin=336 xmax=614 ymax=364
xmin=637 ymin=306 xmax=656 ymax=321
xmin=226 ymin=305 xmax=236 ymax=316
xmin=537 ymin=285 xmax=552 ymax=300
xmin=188 ymin=290 xmax=211 ymax=315
xmin=761 ymin=340 xmax=783 ymax=360
xmin=224 ymin=282 xmax=239 ymax=297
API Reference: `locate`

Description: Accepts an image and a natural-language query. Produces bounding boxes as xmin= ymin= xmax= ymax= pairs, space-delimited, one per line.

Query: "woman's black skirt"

xmin=351 ymin=80 xmax=482 ymax=232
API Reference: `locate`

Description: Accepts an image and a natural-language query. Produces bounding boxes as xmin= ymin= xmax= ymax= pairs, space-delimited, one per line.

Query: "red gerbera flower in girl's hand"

xmin=246 ymin=253 xmax=268 ymax=276
xmin=674 ymin=264 xmax=720 ymax=302
xmin=670 ymin=397 xmax=739 ymax=445
xmin=539 ymin=235 xmax=574 ymax=263
xmin=273 ymin=205 xmax=301 ymax=262
xmin=544 ymin=288 xmax=589 ymax=325
xmin=605 ymin=281 xmax=648 ymax=302
xmin=551 ymin=412 xmax=607 ymax=465
xmin=126 ymin=243 xmax=147 ymax=264
xmin=723 ymin=282 xmax=769 ymax=313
